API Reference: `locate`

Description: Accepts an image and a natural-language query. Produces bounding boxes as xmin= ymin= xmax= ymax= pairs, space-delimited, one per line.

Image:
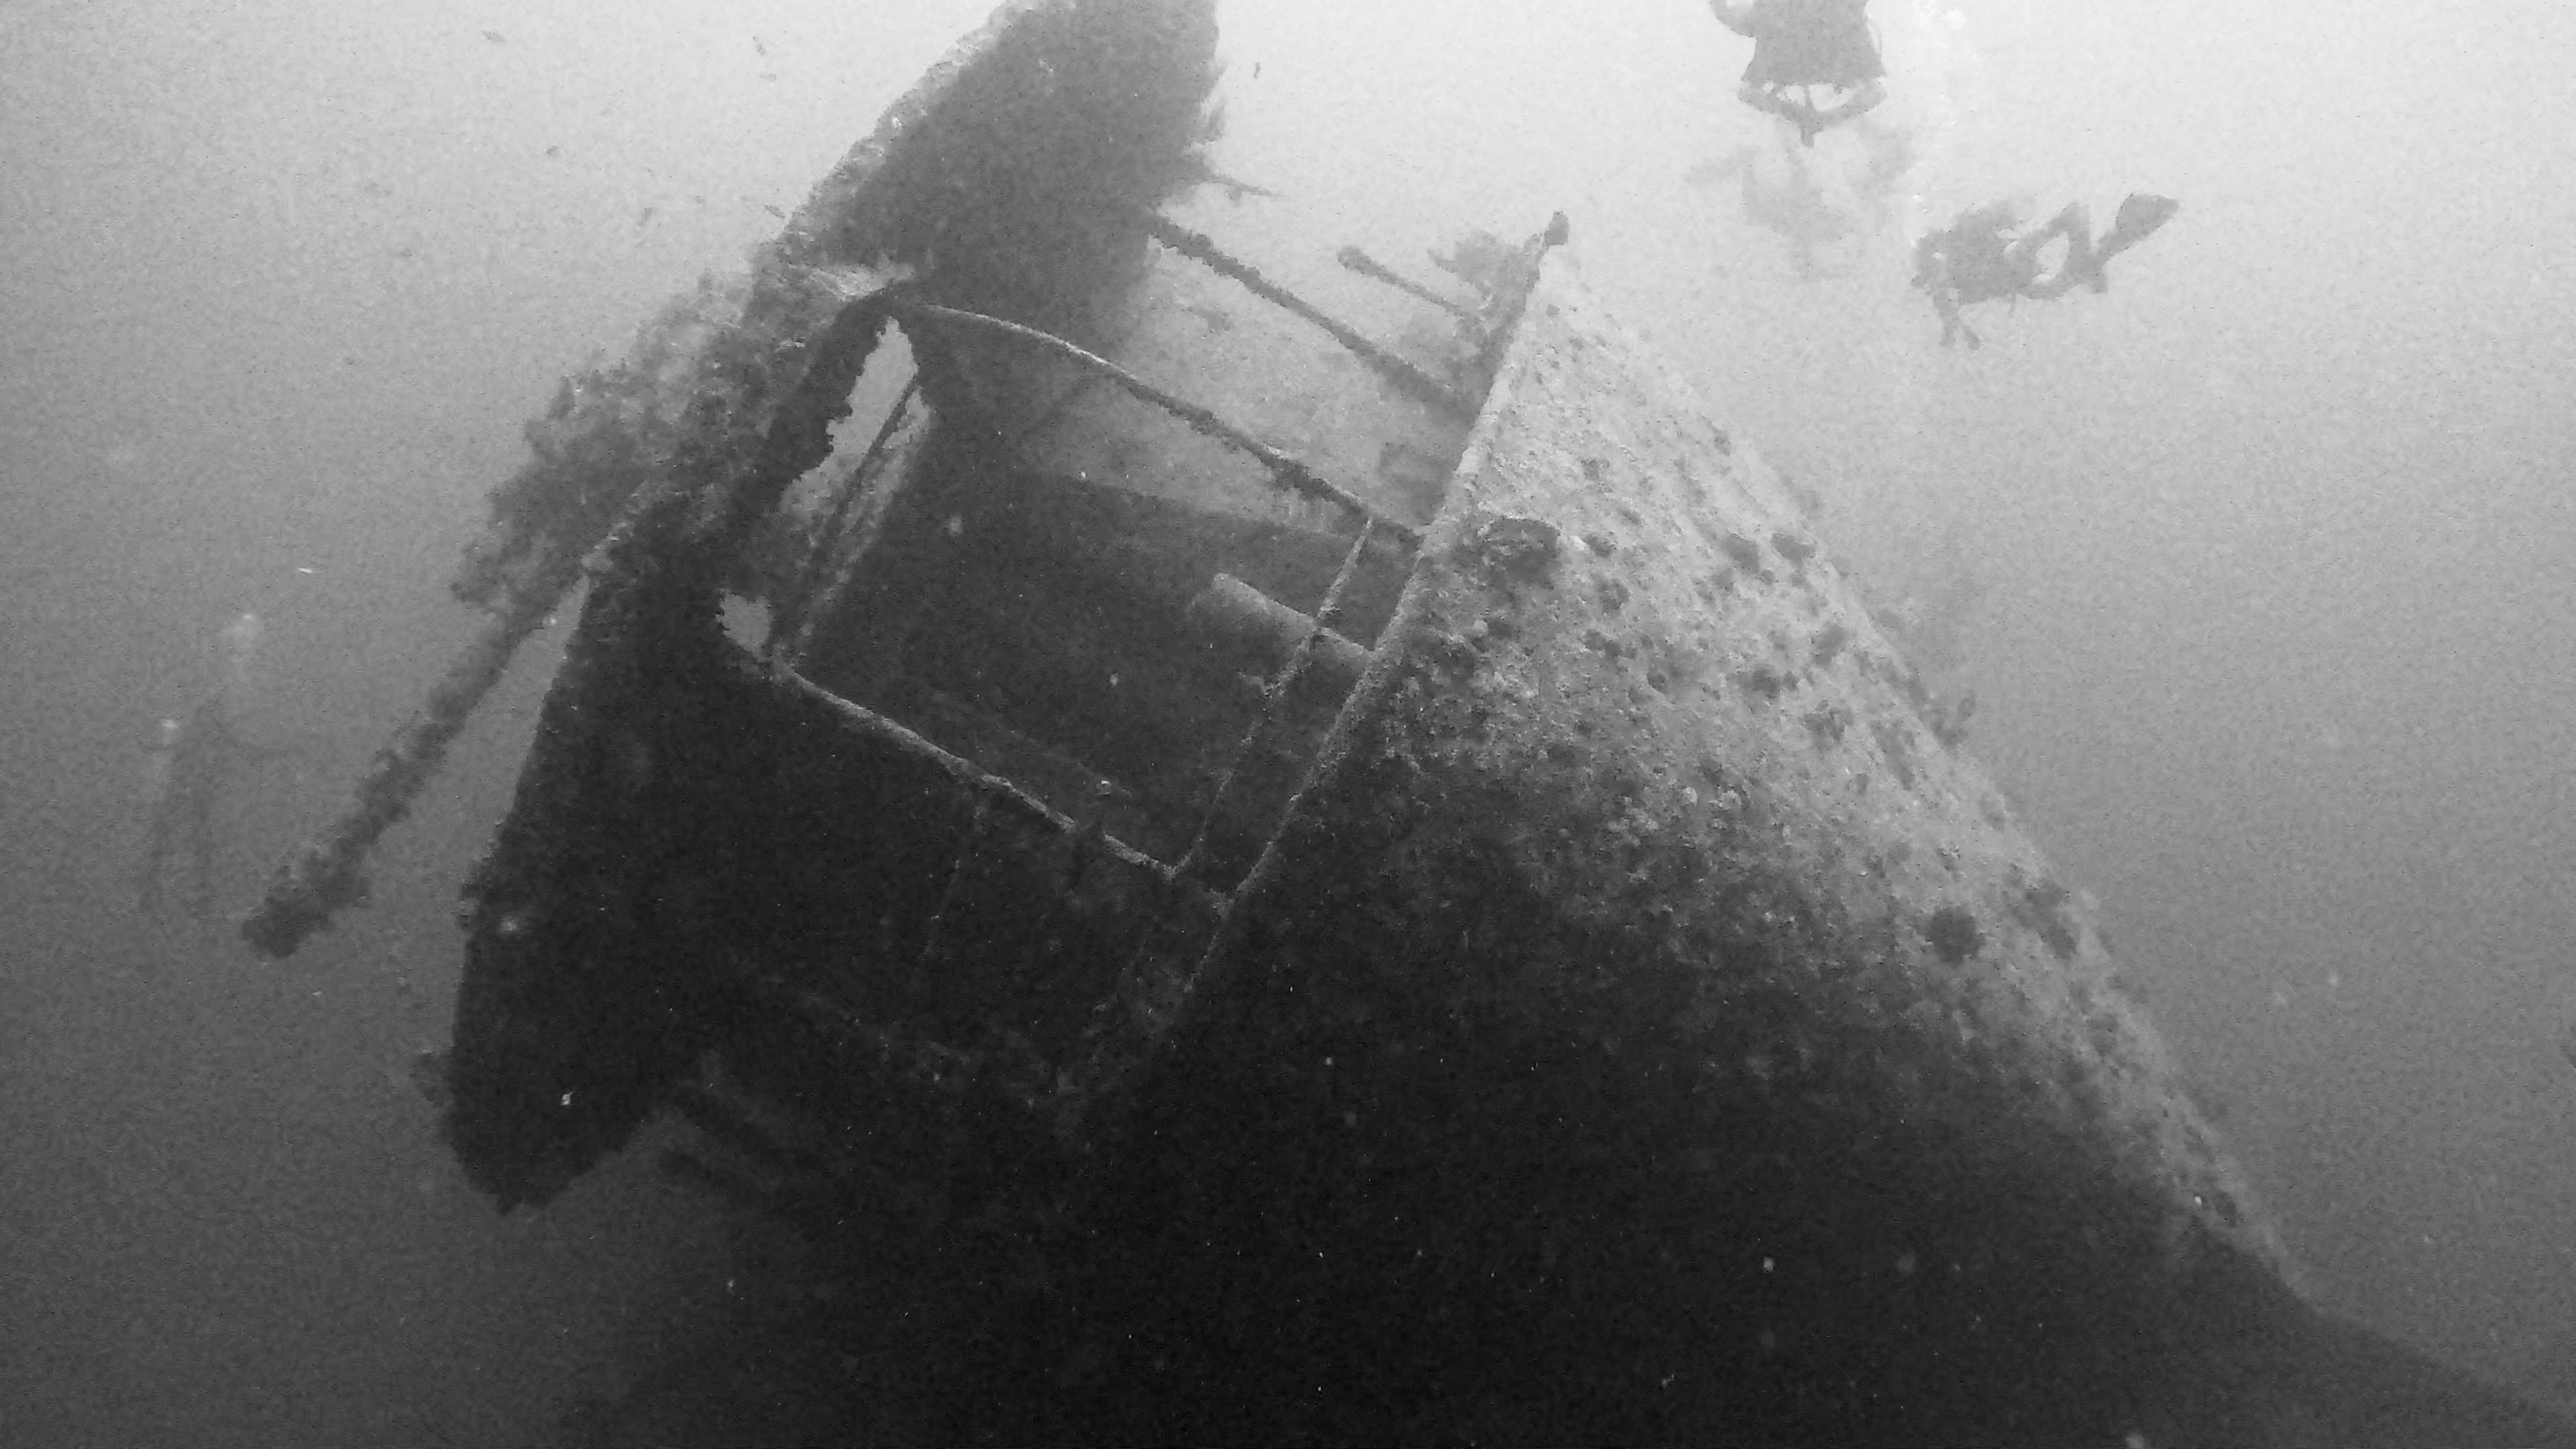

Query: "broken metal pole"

xmin=1184 ymin=573 xmax=1371 ymax=692
xmin=240 ymin=584 xmax=555 ymax=957
xmin=240 ymin=270 xmax=897 ymax=960
xmin=895 ymin=299 xmax=1420 ymax=544
xmin=1336 ymin=244 xmax=1480 ymax=323
xmin=1138 ymin=212 xmax=1477 ymax=419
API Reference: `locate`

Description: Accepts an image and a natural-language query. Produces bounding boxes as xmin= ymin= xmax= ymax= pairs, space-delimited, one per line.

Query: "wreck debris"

xmin=247 ymin=1 xmax=2576 ymax=1443
xmin=769 ymin=660 xmax=1167 ymax=880
xmin=1141 ymin=212 xmax=1475 ymax=419
xmin=413 ymin=0 xmax=1520 ymax=1219
xmin=240 ymin=591 xmax=547 ymax=954
xmin=244 ymin=262 xmax=907 ymax=959
xmin=894 ymin=298 xmax=1419 ymax=541
xmin=1335 ymin=243 xmax=1482 ymax=324
xmin=242 ymin=0 xmax=1228 ymax=954
xmin=1184 ymin=573 xmax=1371 ymax=691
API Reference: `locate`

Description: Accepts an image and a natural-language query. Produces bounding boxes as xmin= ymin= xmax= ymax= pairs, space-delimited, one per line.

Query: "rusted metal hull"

xmin=247 ymin=0 xmax=2574 ymax=1440
xmin=1030 ymin=257 xmax=2569 ymax=1444
xmin=519 ymin=252 xmax=2575 ymax=1447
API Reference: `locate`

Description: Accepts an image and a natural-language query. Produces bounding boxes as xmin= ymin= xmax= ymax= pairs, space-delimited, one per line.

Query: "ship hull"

xmin=248 ymin=0 xmax=2570 ymax=1439
xmin=1023 ymin=256 xmax=2572 ymax=1445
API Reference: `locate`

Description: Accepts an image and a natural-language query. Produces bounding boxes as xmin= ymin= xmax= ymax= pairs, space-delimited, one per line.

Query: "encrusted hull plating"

xmin=248 ymin=0 xmax=2575 ymax=1440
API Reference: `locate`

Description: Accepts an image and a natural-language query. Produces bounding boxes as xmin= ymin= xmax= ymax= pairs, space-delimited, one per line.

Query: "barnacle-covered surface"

xmin=1037 ymin=253 xmax=2285 ymax=1442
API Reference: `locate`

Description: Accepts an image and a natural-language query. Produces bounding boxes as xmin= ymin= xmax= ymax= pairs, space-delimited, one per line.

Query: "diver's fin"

xmin=2103 ymin=193 xmax=2179 ymax=255
xmin=2069 ymin=194 xmax=2178 ymax=295
xmin=2061 ymin=242 xmax=2111 ymax=295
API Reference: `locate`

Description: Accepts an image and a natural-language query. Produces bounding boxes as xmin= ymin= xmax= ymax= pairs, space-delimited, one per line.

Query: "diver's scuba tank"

xmin=142 ymin=715 xmax=183 ymax=807
xmin=215 ymin=611 xmax=262 ymax=716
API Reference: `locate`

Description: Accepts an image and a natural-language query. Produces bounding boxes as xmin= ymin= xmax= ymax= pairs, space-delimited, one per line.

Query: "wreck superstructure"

xmin=425 ymin=0 xmax=1503 ymax=1215
xmin=245 ymin=1 xmax=2576 ymax=1442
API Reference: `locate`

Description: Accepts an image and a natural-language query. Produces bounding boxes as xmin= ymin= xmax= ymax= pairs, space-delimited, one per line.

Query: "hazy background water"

xmin=3 ymin=0 xmax=2570 ymax=1440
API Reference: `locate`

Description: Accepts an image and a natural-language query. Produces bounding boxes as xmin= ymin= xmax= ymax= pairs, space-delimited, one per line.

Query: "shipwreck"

xmin=248 ymin=0 xmax=2576 ymax=1443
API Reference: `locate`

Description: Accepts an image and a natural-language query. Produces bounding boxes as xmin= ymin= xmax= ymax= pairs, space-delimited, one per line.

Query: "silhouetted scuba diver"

xmin=1694 ymin=144 xmax=1853 ymax=280
xmin=1910 ymin=192 xmax=2181 ymax=349
xmin=137 ymin=612 xmax=293 ymax=920
xmin=1691 ymin=122 xmax=1916 ymax=280
xmin=1708 ymin=0 xmax=1886 ymax=145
